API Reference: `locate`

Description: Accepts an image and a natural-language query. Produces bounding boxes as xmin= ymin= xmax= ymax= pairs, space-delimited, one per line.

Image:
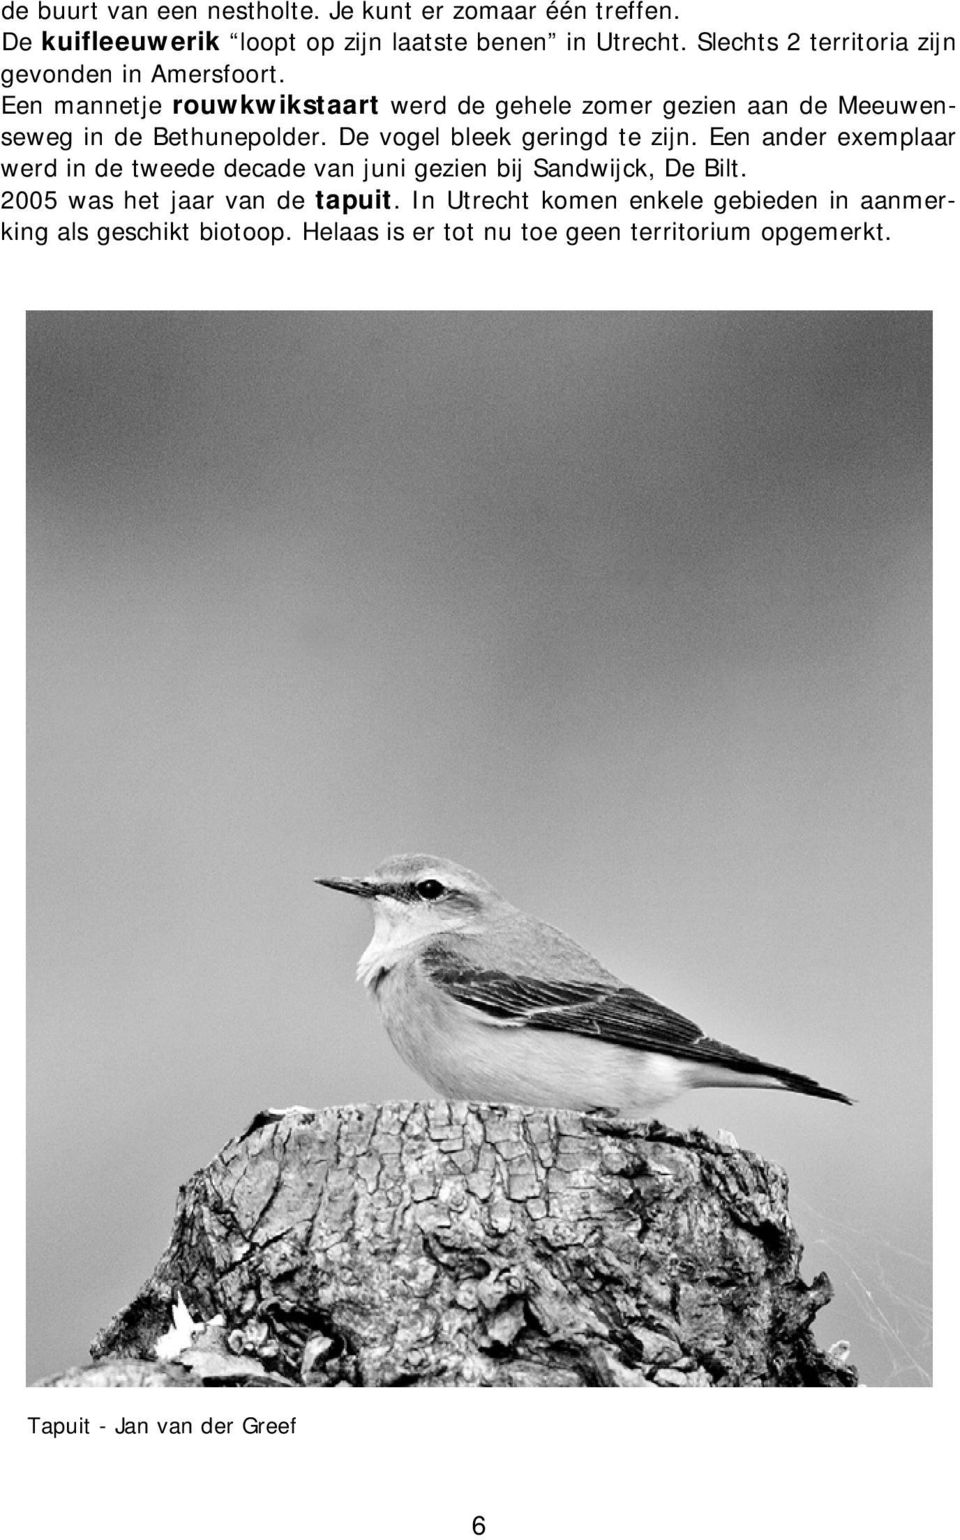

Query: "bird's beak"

xmin=315 ymin=876 xmax=378 ymax=899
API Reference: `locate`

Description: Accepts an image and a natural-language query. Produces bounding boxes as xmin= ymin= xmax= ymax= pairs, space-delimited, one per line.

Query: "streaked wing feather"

xmin=423 ymin=947 xmax=852 ymax=1103
xmin=427 ymin=966 xmax=611 ymax=1021
xmin=425 ymin=949 xmax=707 ymax=1055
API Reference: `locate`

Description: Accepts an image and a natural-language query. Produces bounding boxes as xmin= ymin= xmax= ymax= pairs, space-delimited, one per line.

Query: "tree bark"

xmin=54 ymin=1102 xmax=856 ymax=1386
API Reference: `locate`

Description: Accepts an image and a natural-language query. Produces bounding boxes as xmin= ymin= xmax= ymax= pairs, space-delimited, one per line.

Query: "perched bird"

xmin=316 ymin=853 xmax=852 ymax=1118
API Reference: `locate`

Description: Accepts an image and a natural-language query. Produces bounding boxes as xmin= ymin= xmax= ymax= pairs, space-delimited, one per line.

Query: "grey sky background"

xmin=27 ymin=312 xmax=930 ymax=1387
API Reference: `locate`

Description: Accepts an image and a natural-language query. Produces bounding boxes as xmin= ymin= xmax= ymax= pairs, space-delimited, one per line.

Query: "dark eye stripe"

xmin=372 ymin=879 xmax=481 ymax=910
xmin=372 ymin=880 xmax=446 ymax=901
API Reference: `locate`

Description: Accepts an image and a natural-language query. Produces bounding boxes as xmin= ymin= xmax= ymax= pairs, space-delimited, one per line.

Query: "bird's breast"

xmin=369 ymin=958 xmax=690 ymax=1114
xmin=372 ymin=961 xmax=471 ymax=1092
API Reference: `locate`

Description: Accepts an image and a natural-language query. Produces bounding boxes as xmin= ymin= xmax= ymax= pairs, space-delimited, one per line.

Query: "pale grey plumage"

xmin=316 ymin=853 xmax=852 ymax=1117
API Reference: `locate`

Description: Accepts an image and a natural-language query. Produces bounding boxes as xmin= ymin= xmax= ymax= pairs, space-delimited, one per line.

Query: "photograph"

xmin=27 ymin=309 xmax=930 ymax=1388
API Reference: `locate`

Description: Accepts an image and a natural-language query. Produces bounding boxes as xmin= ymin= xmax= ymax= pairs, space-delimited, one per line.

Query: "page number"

xmin=472 ymin=1520 xmax=486 ymax=1535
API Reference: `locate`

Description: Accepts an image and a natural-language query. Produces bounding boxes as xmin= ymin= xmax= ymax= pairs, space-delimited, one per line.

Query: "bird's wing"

xmin=422 ymin=946 xmax=852 ymax=1102
xmin=424 ymin=947 xmax=704 ymax=1054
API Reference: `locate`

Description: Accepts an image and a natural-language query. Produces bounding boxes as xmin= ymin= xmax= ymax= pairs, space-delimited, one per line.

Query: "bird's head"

xmin=316 ymin=854 xmax=506 ymax=984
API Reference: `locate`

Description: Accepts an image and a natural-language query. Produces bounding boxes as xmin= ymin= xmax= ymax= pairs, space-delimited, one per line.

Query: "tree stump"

xmin=53 ymin=1103 xmax=858 ymax=1388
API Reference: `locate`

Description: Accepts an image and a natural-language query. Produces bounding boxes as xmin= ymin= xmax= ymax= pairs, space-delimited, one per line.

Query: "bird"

xmin=316 ymin=853 xmax=852 ymax=1119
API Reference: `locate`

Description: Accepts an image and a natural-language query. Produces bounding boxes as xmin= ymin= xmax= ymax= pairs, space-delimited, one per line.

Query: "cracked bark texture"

xmin=83 ymin=1102 xmax=856 ymax=1387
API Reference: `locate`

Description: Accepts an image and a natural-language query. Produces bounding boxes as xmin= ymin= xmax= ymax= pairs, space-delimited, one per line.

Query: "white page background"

xmin=6 ymin=0 xmax=955 ymax=1529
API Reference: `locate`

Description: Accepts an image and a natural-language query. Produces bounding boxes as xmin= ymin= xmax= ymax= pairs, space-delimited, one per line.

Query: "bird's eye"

xmin=415 ymin=879 xmax=446 ymax=901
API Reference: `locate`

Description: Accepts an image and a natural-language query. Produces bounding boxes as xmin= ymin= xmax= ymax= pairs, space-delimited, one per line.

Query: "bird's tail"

xmin=764 ymin=1065 xmax=853 ymax=1104
xmin=682 ymin=1030 xmax=852 ymax=1103
xmin=694 ymin=1055 xmax=853 ymax=1104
